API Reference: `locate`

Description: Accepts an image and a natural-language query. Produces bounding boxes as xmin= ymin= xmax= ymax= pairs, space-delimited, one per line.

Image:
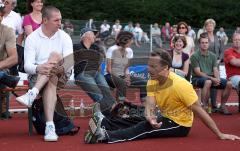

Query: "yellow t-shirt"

xmin=147 ymin=72 xmax=198 ymax=127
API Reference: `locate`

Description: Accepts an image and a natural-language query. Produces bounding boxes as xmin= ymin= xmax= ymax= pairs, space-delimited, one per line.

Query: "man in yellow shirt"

xmin=84 ymin=50 xmax=239 ymax=144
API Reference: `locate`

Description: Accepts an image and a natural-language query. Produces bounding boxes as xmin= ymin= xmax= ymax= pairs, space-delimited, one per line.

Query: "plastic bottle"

xmin=79 ymin=99 xmax=85 ymax=117
xmin=69 ymin=99 xmax=75 ymax=120
xmin=208 ymin=99 xmax=212 ymax=114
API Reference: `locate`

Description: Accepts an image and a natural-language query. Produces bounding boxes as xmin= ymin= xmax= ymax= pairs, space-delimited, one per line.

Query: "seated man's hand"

xmin=50 ymin=65 xmax=64 ymax=76
xmin=37 ymin=63 xmax=55 ymax=76
xmin=211 ymin=77 xmax=220 ymax=86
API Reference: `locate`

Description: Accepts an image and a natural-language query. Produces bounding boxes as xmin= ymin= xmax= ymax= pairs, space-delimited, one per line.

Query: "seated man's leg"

xmin=212 ymin=78 xmax=232 ymax=115
xmin=16 ymin=52 xmax=62 ymax=107
xmin=111 ymin=74 xmax=127 ymax=102
xmin=229 ymin=75 xmax=240 ymax=91
xmin=42 ymin=75 xmax=59 ymax=141
xmin=192 ymin=77 xmax=212 ymax=108
xmin=0 ymin=71 xmax=20 ymax=88
xmin=95 ymin=72 xmax=116 ymax=113
xmin=75 ymin=73 xmax=104 ymax=102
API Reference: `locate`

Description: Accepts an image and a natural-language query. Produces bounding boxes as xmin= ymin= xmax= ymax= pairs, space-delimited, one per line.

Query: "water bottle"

xmin=69 ymin=99 xmax=75 ymax=120
xmin=208 ymin=99 xmax=212 ymax=114
xmin=79 ymin=99 xmax=85 ymax=117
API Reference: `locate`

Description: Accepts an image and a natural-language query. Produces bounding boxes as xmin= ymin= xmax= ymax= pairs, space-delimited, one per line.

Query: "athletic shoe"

xmin=16 ymin=90 xmax=36 ymax=107
xmin=44 ymin=125 xmax=58 ymax=142
xmin=85 ymin=115 xmax=106 ymax=144
xmin=92 ymin=102 xmax=105 ymax=119
xmin=84 ymin=130 xmax=98 ymax=144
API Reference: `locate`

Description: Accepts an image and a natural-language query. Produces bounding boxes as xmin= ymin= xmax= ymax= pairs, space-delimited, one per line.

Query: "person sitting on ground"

xmin=74 ymin=27 xmax=116 ymax=114
xmin=224 ymin=33 xmax=240 ymax=92
xmin=105 ymin=31 xmax=147 ymax=104
xmin=0 ymin=2 xmax=19 ymax=119
xmin=84 ymin=50 xmax=240 ymax=144
xmin=16 ymin=6 xmax=74 ymax=142
xmin=169 ymin=34 xmax=189 ymax=78
xmin=191 ymin=32 xmax=232 ymax=115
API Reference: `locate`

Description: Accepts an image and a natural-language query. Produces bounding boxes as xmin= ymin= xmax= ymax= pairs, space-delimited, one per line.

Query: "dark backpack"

xmin=16 ymin=44 xmax=25 ymax=73
xmin=31 ymin=95 xmax=80 ymax=135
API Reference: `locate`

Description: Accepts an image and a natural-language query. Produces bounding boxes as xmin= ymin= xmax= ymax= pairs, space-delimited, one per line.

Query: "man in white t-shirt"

xmin=16 ymin=6 xmax=73 ymax=142
xmin=1 ymin=0 xmax=23 ymax=45
xmin=100 ymin=20 xmax=110 ymax=33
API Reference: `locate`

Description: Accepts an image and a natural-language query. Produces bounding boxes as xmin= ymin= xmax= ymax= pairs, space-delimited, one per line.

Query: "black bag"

xmin=32 ymin=95 xmax=80 ymax=135
xmin=16 ymin=44 xmax=25 ymax=73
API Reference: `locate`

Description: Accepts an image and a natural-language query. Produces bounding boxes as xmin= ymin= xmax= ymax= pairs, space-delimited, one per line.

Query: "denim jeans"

xmin=75 ymin=71 xmax=115 ymax=114
xmin=0 ymin=71 xmax=7 ymax=114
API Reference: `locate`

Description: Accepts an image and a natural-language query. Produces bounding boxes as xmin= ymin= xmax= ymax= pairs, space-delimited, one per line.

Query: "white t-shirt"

xmin=100 ymin=24 xmax=110 ymax=33
xmin=134 ymin=27 xmax=143 ymax=34
xmin=106 ymin=45 xmax=133 ymax=76
xmin=112 ymin=24 xmax=122 ymax=35
xmin=24 ymin=26 xmax=73 ymax=75
xmin=182 ymin=36 xmax=195 ymax=55
xmin=2 ymin=11 xmax=24 ymax=35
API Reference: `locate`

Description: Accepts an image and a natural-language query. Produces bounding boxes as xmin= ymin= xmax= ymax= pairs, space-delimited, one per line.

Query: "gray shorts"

xmin=28 ymin=73 xmax=68 ymax=90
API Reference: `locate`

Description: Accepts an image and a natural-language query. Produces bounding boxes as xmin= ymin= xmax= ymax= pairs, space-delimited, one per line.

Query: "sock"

xmin=46 ymin=121 xmax=55 ymax=128
xmin=31 ymin=87 xmax=39 ymax=96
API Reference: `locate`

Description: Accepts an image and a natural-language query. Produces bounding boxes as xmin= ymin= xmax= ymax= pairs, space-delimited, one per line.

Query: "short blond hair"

xmin=204 ymin=19 xmax=216 ymax=28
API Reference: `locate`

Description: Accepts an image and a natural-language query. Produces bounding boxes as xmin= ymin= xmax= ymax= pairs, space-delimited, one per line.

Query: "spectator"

xmin=85 ymin=18 xmax=96 ymax=30
xmin=234 ymin=26 xmax=240 ymax=34
xmin=176 ymin=21 xmax=195 ymax=56
xmin=188 ymin=25 xmax=196 ymax=41
xmin=224 ymin=33 xmax=240 ymax=91
xmin=191 ymin=32 xmax=232 ymax=115
xmin=105 ymin=31 xmax=147 ymax=103
xmin=111 ymin=19 xmax=122 ymax=38
xmin=169 ymin=34 xmax=189 ymax=78
xmin=133 ymin=22 xmax=143 ymax=47
xmin=1 ymin=0 xmax=24 ymax=46
xmin=0 ymin=3 xmax=19 ymax=119
xmin=63 ymin=19 xmax=74 ymax=36
xmin=216 ymin=27 xmax=228 ymax=46
xmin=204 ymin=19 xmax=224 ymax=112
xmin=123 ymin=21 xmax=134 ymax=33
xmin=22 ymin=0 xmax=43 ymax=37
xmin=74 ymin=27 xmax=116 ymax=114
xmin=84 ymin=50 xmax=239 ymax=144
xmin=100 ymin=20 xmax=110 ymax=33
xmin=151 ymin=23 xmax=162 ymax=48
xmin=161 ymin=22 xmax=172 ymax=44
xmin=197 ymin=27 xmax=205 ymax=40
xmin=16 ymin=6 xmax=74 ymax=142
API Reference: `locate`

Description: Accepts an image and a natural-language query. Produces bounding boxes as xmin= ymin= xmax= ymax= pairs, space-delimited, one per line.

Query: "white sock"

xmin=46 ymin=121 xmax=55 ymax=128
xmin=31 ymin=87 xmax=39 ymax=96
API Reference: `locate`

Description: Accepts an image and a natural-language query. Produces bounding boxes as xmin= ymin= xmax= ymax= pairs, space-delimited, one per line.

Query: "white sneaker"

xmin=44 ymin=125 xmax=58 ymax=142
xmin=16 ymin=90 xmax=36 ymax=107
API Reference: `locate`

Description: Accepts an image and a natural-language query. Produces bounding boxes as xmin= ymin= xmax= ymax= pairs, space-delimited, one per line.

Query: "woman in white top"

xmin=176 ymin=21 xmax=195 ymax=56
xmin=105 ymin=31 xmax=147 ymax=103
